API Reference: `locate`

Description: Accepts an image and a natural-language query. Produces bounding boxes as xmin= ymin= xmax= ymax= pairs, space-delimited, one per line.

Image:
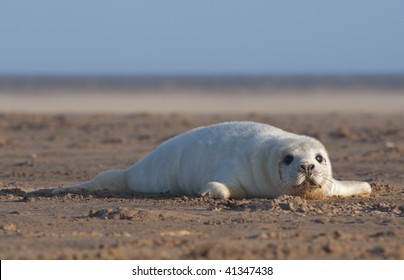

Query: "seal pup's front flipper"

xmin=52 ymin=170 xmax=129 ymax=195
xmin=328 ymin=179 xmax=371 ymax=197
xmin=200 ymin=182 xmax=248 ymax=199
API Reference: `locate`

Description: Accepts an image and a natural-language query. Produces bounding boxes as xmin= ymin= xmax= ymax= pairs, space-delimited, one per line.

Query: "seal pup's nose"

xmin=300 ymin=163 xmax=315 ymax=174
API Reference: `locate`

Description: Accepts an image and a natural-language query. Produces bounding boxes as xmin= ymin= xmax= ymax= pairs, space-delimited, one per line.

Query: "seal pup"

xmin=52 ymin=122 xmax=371 ymax=199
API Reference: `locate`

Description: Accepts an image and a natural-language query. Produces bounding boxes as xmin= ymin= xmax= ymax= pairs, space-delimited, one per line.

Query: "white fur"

xmin=52 ymin=122 xmax=371 ymax=199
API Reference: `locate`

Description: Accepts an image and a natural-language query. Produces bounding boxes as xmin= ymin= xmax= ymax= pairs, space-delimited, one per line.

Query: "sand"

xmin=0 ymin=107 xmax=403 ymax=259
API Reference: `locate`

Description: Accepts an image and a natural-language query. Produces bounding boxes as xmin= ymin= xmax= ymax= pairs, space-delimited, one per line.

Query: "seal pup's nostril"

xmin=300 ymin=164 xmax=315 ymax=173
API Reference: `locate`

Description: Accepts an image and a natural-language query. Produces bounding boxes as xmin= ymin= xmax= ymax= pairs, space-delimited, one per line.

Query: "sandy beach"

xmin=0 ymin=88 xmax=403 ymax=259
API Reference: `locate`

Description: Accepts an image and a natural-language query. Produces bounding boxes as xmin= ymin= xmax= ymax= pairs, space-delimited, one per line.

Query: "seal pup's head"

xmin=272 ymin=136 xmax=333 ymax=199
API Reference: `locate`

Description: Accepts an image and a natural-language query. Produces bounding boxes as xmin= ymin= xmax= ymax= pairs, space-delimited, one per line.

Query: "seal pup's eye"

xmin=283 ymin=154 xmax=294 ymax=165
xmin=315 ymin=154 xmax=324 ymax=163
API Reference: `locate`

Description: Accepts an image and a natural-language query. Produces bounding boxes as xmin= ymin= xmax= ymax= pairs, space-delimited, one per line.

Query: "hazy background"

xmin=1 ymin=1 xmax=403 ymax=113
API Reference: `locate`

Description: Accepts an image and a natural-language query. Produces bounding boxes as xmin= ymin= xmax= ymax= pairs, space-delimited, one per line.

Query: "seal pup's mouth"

xmin=292 ymin=178 xmax=321 ymax=189
xmin=289 ymin=180 xmax=326 ymax=200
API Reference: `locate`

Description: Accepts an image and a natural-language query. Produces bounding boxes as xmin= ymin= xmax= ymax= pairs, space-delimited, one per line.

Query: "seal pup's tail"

xmin=52 ymin=169 xmax=128 ymax=195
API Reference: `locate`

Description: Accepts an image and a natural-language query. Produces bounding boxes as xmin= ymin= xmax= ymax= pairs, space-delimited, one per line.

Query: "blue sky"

xmin=1 ymin=0 xmax=404 ymax=75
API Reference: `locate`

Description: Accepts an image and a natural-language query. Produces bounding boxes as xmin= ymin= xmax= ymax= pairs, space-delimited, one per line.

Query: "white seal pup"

xmin=52 ymin=122 xmax=371 ymax=199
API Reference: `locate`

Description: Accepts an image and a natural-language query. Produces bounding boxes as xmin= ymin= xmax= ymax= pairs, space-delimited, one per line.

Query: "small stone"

xmin=22 ymin=196 xmax=34 ymax=202
xmin=1 ymin=223 xmax=17 ymax=233
xmin=257 ymin=232 xmax=269 ymax=240
xmin=0 ymin=137 xmax=7 ymax=146
xmin=287 ymin=201 xmax=296 ymax=212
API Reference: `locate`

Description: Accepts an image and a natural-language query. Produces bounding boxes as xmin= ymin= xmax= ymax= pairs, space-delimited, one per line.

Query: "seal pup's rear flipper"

xmin=52 ymin=170 xmax=128 ymax=195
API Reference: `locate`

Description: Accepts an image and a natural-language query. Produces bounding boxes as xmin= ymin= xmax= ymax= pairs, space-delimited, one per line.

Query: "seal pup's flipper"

xmin=52 ymin=170 xmax=128 ymax=195
xmin=329 ymin=179 xmax=371 ymax=197
xmin=200 ymin=182 xmax=247 ymax=199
